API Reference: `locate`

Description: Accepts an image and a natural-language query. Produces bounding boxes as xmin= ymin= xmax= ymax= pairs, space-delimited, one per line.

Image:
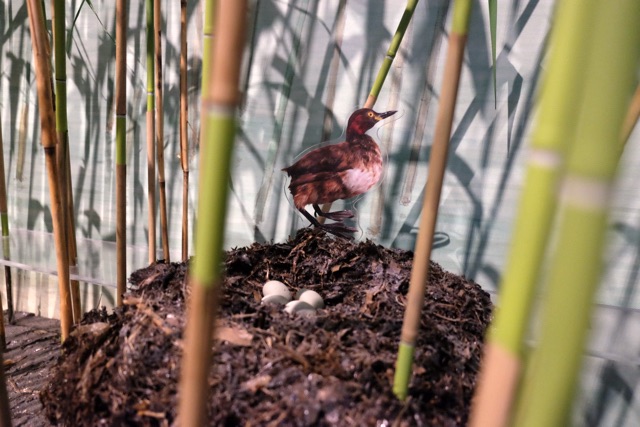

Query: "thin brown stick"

xmin=0 ymin=351 xmax=11 ymax=427
xmin=180 ymin=0 xmax=189 ymax=261
xmin=147 ymin=106 xmax=156 ymax=264
xmin=0 ymin=119 xmax=13 ymax=325
xmin=154 ymin=0 xmax=170 ymax=263
xmin=27 ymin=0 xmax=72 ymax=340
xmin=115 ymin=0 xmax=127 ymax=306
xmin=400 ymin=32 xmax=466 ymax=345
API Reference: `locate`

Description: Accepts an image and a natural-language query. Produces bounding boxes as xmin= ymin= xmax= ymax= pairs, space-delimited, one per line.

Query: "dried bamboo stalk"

xmin=180 ymin=0 xmax=189 ymax=261
xmin=0 ymin=118 xmax=13 ymax=325
xmin=27 ymin=0 xmax=73 ymax=340
xmin=393 ymin=0 xmax=471 ymax=400
xmin=0 ymin=350 xmax=11 ymax=427
xmin=154 ymin=0 xmax=170 ymax=263
xmin=146 ymin=0 xmax=156 ymax=263
xmin=115 ymin=0 xmax=127 ymax=306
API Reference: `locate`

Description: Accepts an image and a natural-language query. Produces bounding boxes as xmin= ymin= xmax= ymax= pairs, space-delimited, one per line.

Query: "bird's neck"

xmin=346 ymin=129 xmax=369 ymax=142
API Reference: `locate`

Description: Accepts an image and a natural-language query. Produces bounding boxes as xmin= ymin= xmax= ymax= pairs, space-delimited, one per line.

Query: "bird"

xmin=282 ymin=108 xmax=397 ymax=238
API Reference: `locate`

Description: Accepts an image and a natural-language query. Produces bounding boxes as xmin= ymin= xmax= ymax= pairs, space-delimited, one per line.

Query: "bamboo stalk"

xmin=177 ymin=1 xmax=247 ymax=424
xmin=0 ymin=350 xmax=11 ymax=427
xmin=154 ymin=0 xmax=170 ymax=263
xmin=52 ymin=0 xmax=82 ymax=324
xmin=26 ymin=0 xmax=72 ymax=340
xmin=364 ymin=0 xmax=418 ymax=109
xmin=512 ymin=3 xmax=640 ymax=425
xmin=115 ymin=0 xmax=127 ymax=306
xmin=180 ymin=0 xmax=189 ymax=261
xmin=469 ymin=0 xmax=597 ymax=425
xmin=620 ymin=83 xmax=640 ymax=147
xmin=0 ymin=119 xmax=13 ymax=325
xmin=392 ymin=0 xmax=471 ymax=400
xmin=146 ymin=0 xmax=156 ymax=264
xmin=0 ymin=293 xmax=4 ymax=350
xmin=319 ymin=0 xmax=418 ymax=221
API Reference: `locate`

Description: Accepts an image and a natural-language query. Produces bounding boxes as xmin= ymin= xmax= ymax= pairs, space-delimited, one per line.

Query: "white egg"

xmin=262 ymin=280 xmax=291 ymax=299
xmin=296 ymin=289 xmax=324 ymax=309
xmin=261 ymin=294 xmax=291 ymax=305
xmin=284 ymin=300 xmax=316 ymax=316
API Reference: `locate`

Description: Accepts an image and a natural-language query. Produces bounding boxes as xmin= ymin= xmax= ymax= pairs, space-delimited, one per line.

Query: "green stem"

xmin=513 ymin=2 xmax=640 ymax=425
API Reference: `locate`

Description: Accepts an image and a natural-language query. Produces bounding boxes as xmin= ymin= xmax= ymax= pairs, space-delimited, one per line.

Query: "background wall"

xmin=1 ymin=0 xmax=639 ymax=425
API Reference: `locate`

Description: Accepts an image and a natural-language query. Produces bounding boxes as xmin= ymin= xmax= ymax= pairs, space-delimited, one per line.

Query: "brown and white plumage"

xmin=282 ymin=108 xmax=396 ymax=238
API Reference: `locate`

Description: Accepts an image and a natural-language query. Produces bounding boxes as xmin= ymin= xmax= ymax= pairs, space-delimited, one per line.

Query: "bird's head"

xmin=346 ymin=108 xmax=397 ymax=139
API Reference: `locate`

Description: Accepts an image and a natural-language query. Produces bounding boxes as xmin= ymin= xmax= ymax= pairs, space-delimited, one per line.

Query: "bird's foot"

xmin=316 ymin=222 xmax=357 ymax=240
xmin=312 ymin=204 xmax=355 ymax=221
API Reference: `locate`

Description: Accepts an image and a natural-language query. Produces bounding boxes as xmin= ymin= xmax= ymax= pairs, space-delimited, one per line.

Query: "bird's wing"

xmin=282 ymin=142 xmax=351 ymax=177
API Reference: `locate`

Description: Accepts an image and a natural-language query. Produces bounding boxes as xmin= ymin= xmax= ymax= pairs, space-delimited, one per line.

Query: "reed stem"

xmin=177 ymin=1 xmax=247 ymax=424
xmin=180 ymin=0 xmax=189 ymax=261
xmin=115 ymin=0 xmax=127 ymax=306
xmin=393 ymin=0 xmax=471 ymax=401
xmin=27 ymin=0 xmax=73 ymax=340
xmin=146 ymin=0 xmax=156 ymax=264
xmin=154 ymin=0 xmax=170 ymax=263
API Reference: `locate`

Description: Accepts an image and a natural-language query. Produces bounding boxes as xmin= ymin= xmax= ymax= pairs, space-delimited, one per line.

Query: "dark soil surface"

xmin=40 ymin=228 xmax=492 ymax=426
xmin=4 ymin=312 xmax=60 ymax=427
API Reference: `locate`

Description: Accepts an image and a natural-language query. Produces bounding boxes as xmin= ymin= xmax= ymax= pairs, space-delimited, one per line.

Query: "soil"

xmin=40 ymin=228 xmax=492 ymax=426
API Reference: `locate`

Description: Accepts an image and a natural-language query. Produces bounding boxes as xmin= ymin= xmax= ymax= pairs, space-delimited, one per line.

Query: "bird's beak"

xmin=376 ymin=110 xmax=397 ymax=120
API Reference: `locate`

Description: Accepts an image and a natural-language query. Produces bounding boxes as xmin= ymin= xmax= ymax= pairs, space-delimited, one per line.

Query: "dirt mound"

xmin=41 ymin=228 xmax=492 ymax=426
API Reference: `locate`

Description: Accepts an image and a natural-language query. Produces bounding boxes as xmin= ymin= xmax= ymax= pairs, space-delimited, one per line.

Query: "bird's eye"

xmin=368 ymin=112 xmax=374 ymax=117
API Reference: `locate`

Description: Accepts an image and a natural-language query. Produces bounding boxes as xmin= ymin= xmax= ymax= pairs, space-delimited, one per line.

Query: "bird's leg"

xmin=299 ymin=208 xmax=356 ymax=239
xmin=312 ymin=204 xmax=354 ymax=221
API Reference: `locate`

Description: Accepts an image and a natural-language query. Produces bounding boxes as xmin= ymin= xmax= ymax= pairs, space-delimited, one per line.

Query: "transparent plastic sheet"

xmin=0 ymin=229 xmax=154 ymax=288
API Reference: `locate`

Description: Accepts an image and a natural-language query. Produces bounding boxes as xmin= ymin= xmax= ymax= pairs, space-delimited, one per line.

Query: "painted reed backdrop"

xmin=0 ymin=0 xmax=639 ymax=424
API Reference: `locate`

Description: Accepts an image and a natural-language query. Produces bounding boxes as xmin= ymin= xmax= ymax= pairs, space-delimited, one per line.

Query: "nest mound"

xmin=41 ymin=228 xmax=492 ymax=426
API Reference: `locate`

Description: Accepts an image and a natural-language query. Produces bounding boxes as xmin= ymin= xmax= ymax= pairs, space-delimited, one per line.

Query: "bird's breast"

xmin=341 ymin=163 xmax=383 ymax=196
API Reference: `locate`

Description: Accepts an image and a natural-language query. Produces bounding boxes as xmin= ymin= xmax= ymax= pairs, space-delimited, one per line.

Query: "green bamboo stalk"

xmin=146 ymin=0 xmax=156 ymax=264
xmin=469 ymin=1 xmax=597 ymax=425
xmin=364 ymin=0 xmax=418 ymax=109
xmin=177 ymin=1 xmax=246 ymax=424
xmin=0 ymin=118 xmax=13 ymax=325
xmin=115 ymin=0 xmax=127 ymax=306
xmin=513 ymin=3 xmax=640 ymax=425
xmin=393 ymin=0 xmax=471 ymax=401
xmin=154 ymin=0 xmax=170 ymax=263
xmin=26 ymin=0 xmax=73 ymax=340
xmin=319 ymin=0 xmax=418 ymax=222
xmin=52 ymin=0 xmax=82 ymax=324
xmin=179 ymin=0 xmax=189 ymax=261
